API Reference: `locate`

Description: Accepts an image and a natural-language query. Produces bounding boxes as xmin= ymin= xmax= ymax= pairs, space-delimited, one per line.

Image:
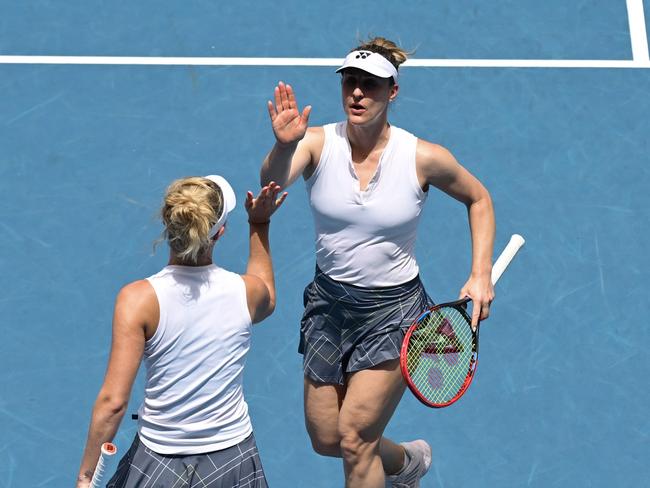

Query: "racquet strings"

xmin=405 ymin=305 xmax=474 ymax=404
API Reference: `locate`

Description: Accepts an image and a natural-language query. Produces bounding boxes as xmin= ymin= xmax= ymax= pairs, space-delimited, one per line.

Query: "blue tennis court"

xmin=1 ymin=1 xmax=649 ymax=486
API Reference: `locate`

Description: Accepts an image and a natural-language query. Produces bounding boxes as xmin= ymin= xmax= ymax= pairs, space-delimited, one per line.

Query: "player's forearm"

xmin=246 ymin=222 xmax=276 ymax=312
xmin=261 ymin=142 xmax=298 ymax=187
xmin=467 ymin=192 xmax=495 ymax=277
xmin=77 ymin=397 xmax=127 ymax=484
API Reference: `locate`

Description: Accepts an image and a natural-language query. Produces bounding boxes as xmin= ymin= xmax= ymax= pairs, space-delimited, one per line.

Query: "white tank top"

xmin=306 ymin=121 xmax=428 ymax=287
xmin=138 ymin=264 xmax=253 ymax=455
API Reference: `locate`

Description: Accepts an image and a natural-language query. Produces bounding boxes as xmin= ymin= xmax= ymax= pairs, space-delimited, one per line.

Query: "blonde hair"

xmin=353 ymin=37 xmax=412 ymax=72
xmin=161 ymin=177 xmax=224 ymax=264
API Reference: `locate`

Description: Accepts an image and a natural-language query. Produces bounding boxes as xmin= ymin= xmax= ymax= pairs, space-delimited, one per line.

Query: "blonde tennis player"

xmin=77 ymin=178 xmax=286 ymax=488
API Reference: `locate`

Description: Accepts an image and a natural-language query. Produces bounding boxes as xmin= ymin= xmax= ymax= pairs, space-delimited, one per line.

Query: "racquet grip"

xmin=491 ymin=234 xmax=525 ymax=285
xmin=89 ymin=442 xmax=117 ymax=488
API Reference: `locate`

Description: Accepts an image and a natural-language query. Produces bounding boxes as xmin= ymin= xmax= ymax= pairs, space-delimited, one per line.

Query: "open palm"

xmin=245 ymin=182 xmax=287 ymax=224
xmin=267 ymin=82 xmax=312 ymax=145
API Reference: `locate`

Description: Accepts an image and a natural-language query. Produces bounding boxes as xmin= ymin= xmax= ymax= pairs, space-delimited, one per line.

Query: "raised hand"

xmin=267 ymin=82 xmax=312 ymax=146
xmin=245 ymin=182 xmax=288 ymax=224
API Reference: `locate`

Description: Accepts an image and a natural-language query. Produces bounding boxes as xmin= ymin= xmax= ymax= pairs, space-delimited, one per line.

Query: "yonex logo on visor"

xmin=336 ymin=50 xmax=399 ymax=83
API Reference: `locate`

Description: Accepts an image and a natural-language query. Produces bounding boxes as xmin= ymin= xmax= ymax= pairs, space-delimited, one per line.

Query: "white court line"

xmin=1 ymin=2 xmax=649 ymax=69
xmin=627 ymin=0 xmax=650 ymax=63
xmin=0 ymin=55 xmax=649 ymax=68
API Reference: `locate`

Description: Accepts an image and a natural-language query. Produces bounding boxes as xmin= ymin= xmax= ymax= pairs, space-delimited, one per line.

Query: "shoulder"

xmin=300 ymin=126 xmax=327 ymax=179
xmin=303 ymin=126 xmax=325 ymax=148
xmin=416 ymin=139 xmax=456 ymax=165
xmin=115 ymin=280 xmax=159 ymax=329
xmin=220 ymin=268 xmax=248 ymax=289
xmin=241 ymin=274 xmax=270 ymax=300
xmin=414 ymin=138 xmax=468 ymax=189
xmin=117 ymin=279 xmax=156 ymax=303
xmin=416 ymin=139 xmax=460 ymax=175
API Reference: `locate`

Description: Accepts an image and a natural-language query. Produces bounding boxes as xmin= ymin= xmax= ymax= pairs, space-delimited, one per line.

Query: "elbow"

xmin=479 ymin=184 xmax=493 ymax=203
xmin=252 ymin=293 xmax=276 ymax=324
xmin=482 ymin=187 xmax=493 ymax=205
xmin=480 ymin=192 xmax=494 ymax=212
xmin=260 ymin=294 xmax=276 ymax=321
xmin=266 ymin=296 xmax=276 ymax=317
xmin=467 ymin=187 xmax=493 ymax=212
xmin=95 ymin=393 xmax=128 ymax=419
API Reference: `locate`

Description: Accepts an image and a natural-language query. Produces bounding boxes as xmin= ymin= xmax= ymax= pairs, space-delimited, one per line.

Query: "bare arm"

xmin=76 ymin=281 xmax=157 ymax=487
xmin=417 ymin=140 xmax=496 ymax=327
xmin=242 ymin=183 xmax=287 ymax=323
xmin=260 ymin=82 xmax=322 ymax=188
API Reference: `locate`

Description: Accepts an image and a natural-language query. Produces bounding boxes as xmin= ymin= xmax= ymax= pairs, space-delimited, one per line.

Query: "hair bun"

xmin=161 ymin=177 xmax=224 ymax=264
xmin=354 ymin=37 xmax=412 ymax=69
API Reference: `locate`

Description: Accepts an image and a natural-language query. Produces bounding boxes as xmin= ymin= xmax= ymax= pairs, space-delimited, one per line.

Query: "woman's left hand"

xmin=459 ymin=274 xmax=495 ymax=330
xmin=245 ymin=182 xmax=288 ymax=224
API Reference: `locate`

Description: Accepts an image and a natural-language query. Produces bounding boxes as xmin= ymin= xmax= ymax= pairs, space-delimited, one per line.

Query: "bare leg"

xmin=304 ymin=376 xmax=406 ymax=473
xmin=303 ymin=378 xmax=345 ymax=457
xmin=337 ymin=359 xmax=407 ymax=488
xmin=380 ymin=437 xmax=407 ymax=475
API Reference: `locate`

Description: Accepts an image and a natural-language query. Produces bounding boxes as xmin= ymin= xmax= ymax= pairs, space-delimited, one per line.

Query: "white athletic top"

xmin=306 ymin=121 xmax=428 ymax=287
xmin=138 ymin=264 xmax=253 ymax=455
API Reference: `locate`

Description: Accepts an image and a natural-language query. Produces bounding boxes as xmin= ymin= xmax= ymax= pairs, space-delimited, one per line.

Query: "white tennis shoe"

xmin=385 ymin=440 xmax=432 ymax=488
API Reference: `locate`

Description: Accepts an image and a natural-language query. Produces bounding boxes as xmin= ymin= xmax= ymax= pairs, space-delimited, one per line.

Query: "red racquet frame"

xmin=400 ymin=298 xmax=479 ymax=408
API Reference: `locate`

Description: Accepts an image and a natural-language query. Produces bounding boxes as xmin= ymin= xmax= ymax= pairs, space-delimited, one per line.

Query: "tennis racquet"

xmin=89 ymin=442 xmax=117 ymax=488
xmin=400 ymin=234 xmax=525 ymax=408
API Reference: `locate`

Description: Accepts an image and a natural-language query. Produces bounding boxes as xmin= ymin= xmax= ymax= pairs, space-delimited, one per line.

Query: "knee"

xmin=339 ymin=431 xmax=363 ymax=462
xmin=337 ymin=426 xmax=377 ymax=464
xmin=306 ymin=428 xmax=341 ymax=457
xmin=310 ymin=437 xmax=341 ymax=457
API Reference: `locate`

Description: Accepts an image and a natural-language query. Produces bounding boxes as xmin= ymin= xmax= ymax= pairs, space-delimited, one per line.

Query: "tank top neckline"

xmin=342 ymin=122 xmax=395 ymax=194
xmin=164 ymin=263 xmax=218 ymax=273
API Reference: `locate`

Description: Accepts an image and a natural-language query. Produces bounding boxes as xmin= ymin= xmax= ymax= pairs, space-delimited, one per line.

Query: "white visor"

xmin=204 ymin=175 xmax=236 ymax=237
xmin=335 ymin=50 xmax=398 ymax=82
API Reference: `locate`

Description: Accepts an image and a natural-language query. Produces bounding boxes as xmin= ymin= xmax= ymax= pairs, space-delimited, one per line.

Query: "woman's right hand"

xmin=245 ymin=182 xmax=288 ymax=224
xmin=267 ymin=82 xmax=312 ymax=146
